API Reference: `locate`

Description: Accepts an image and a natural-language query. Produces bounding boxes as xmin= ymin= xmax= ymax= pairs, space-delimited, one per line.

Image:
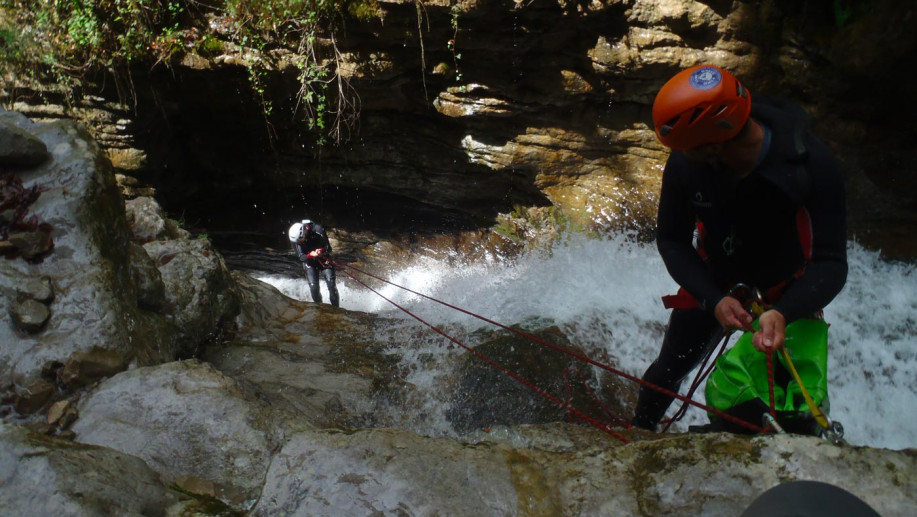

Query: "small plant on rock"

xmin=0 ymin=173 xmax=54 ymax=263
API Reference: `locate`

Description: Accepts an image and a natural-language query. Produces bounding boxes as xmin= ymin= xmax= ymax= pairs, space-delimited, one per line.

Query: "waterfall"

xmin=259 ymin=234 xmax=917 ymax=450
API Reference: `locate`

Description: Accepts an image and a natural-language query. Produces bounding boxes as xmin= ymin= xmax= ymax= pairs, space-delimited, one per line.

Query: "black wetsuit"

xmin=632 ymin=95 xmax=847 ymax=430
xmin=291 ymin=223 xmax=340 ymax=307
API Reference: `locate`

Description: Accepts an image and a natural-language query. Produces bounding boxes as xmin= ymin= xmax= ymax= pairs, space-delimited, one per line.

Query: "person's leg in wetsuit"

xmin=304 ymin=263 xmax=322 ymax=303
xmin=322 ymin=267 xmax=339 ymax=307
xmin=631 ymin=307 xmax=724 ymax=430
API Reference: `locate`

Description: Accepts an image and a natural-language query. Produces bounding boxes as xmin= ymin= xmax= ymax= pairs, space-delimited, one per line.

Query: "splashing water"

xmin=259 ymin=234 xmax=917 ymax=450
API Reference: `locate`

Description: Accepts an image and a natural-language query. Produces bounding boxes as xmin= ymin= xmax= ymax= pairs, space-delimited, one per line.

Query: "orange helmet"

xmin=652 ymin=65 xmax=751 ymax=150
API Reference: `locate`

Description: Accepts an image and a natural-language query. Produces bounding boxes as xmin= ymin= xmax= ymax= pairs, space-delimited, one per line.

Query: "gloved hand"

xmin=307 ymin=248 xmax=325 ymax=258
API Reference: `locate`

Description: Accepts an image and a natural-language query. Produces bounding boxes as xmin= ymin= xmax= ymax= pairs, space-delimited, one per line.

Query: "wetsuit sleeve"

xmin=656 ymin=157 xmax=724 ymax=311
xmin=772 ymin=139 xmax=847 ymax=322
xmin=291 ymin=241 xmax=308 ymax=261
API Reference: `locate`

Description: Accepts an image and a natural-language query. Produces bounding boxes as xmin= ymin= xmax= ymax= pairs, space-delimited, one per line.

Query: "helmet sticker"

xmin=689 ymin=67 xmax=722 ymax=91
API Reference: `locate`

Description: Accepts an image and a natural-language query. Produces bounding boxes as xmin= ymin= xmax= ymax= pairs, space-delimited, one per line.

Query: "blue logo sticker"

xmin=689 ymin=67 xmax=722 ymax=91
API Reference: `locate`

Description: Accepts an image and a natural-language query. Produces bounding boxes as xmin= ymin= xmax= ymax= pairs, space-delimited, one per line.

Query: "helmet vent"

xmin=688 ymin=107 xmax=705 ymax=125
xmin=714 ymin=104 xmax=729 ymax=117
xmin=736 ymin=83 xmax=748 ymax=98
xmin=660 ymin=115 xmax=680 ymax=136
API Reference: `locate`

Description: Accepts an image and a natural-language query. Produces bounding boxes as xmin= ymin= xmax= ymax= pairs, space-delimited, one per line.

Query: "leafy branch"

xmin=1 ymin=0 xmax=379 ymax=148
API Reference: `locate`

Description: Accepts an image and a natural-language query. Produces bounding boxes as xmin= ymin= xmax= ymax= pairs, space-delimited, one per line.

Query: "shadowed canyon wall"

xmin=4 ymin=0 xmax=916 ymax=256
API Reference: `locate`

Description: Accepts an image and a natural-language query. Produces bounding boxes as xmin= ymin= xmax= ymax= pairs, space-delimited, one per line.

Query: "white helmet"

xmin=288 ymin=222 xmax=304 ymax=242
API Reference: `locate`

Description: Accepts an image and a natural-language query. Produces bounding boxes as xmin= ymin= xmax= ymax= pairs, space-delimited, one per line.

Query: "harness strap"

xmin=661 ymin=287 xmax=701 ymax=309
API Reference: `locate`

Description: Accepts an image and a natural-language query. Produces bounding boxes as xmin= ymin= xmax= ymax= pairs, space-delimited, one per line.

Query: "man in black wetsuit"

xmin=631 ymin=65 xmax=847 ymax=431
xmin=288 ymin=219 xmax=340 ymax=307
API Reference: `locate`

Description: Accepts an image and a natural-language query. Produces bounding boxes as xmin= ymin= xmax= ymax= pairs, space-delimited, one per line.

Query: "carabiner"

xmin=820 ymin=420 xmax=845 ymax=445
xmin=727 ymin=283 xmax=766 ymax=317
xmin=762 ymin=413 xmax=786 ymax=434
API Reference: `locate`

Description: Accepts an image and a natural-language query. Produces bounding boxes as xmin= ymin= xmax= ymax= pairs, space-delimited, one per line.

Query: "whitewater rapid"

xmin=259 ymin=234 xmax=917 ymax=451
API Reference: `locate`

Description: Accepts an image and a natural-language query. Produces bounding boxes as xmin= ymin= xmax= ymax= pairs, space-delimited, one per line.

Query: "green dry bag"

xmin=705 ymin=318 xmax=829 ymax=420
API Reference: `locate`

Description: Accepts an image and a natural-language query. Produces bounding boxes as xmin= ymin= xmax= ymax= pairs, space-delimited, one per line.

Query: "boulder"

xmin=5 ymin=230 xmax=53 ymax=261
xmin=124 ymin=195 xmax=189 ymax=243
xmin=0 ymin=112 xmax=137 ymax=387
xmin=143 ymin=238 xmax=240 ymax=357
xmin=16 ymin=276 xmax=54 ymax=303
xmin=448 ymin=326 xmax=636 ymax=433
xmin=0 ymin=422 xmax=181 ymax=516
xmin=0 ymin=114 xmax=48 ymax=168
xmin=0 ymin=109 xmax=211 ymax=393
xmin=46 ymin=399 xmax=78 ymax=429
xmin=71 ymin=359 xmax=288 ymax=510
xmin=205 ymin=273 xmax=403 ymax=430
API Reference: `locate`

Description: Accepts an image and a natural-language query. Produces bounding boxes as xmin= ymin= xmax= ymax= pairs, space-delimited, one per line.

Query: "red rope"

xmin=332 ymin=259 xmax=767 ymax=435
xmin=339 ymin=265 xmax=632 ymax=443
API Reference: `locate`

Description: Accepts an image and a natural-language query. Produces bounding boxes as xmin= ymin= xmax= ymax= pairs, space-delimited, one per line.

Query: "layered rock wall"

xmin=3 ymin=0 xmax=915 ymax=253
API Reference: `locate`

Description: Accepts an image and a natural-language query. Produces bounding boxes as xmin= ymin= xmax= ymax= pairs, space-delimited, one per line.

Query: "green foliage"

xmin=195 ymin=35 xmax=224 ymax=57
xmin=832 ymin=0 xmax=870 ymax=28
xmin=0 ymin=22 xmax=26 ymax=63
xmin=448 ymin=4 xmax=463 ymax=84
xmin=0 ymin=0 xmax=188 ymax=72
xmin=1 ymin=0 xmax=379 ymax=146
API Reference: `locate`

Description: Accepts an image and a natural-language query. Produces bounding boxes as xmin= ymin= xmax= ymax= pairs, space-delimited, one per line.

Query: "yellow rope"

xmin=778 ymin=345 xmax=830 ymax=430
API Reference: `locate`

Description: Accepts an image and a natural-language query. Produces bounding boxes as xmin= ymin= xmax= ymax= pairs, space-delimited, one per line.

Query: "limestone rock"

xmin=127 ymin=242 xmax=166 ymax=311
xmin=0 ymin=110 xmax=189 ymax=393
xmin=125 ymin=196 xmax=189 ymax=243
xmin=6 ymin=230 xmax=53 ymax=261
xmin=72 ymin=360 xmax=286 ymax=510
xmin=206 ymin=273 xmax=401 ymax=430
xmin=12 ymin=378 xmax=55 ymax=414
xmin=448 ymin=327 xmax=636 ymax=433
xmin=107 ymin=147 xmax=148 ymax=171
xmin=58 ymin=348 xmax=126 ymax=389
xmin=143 ymin=238 xmax=240 ymax=356
xmin=17 ymin=276 xmax=54 ymax=304
xmin=0 ymin=115 xmax=48 ymax=168
xmin=9 ymin=298 xmax=50 ymax=333
xmin=0 ymin=421 xmax=180 ymax=515
xmin=251 ymin=425 xmax=915 ymax=517
xmin=114 ymin=173 xmax=155 ymax=198
xmin=46 ymin=400 xmax=77 ymax=428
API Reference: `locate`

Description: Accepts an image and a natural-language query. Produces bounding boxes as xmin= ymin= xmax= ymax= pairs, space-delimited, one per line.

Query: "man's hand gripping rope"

xmin=713 ymin=284 xmax=785 ymax=353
